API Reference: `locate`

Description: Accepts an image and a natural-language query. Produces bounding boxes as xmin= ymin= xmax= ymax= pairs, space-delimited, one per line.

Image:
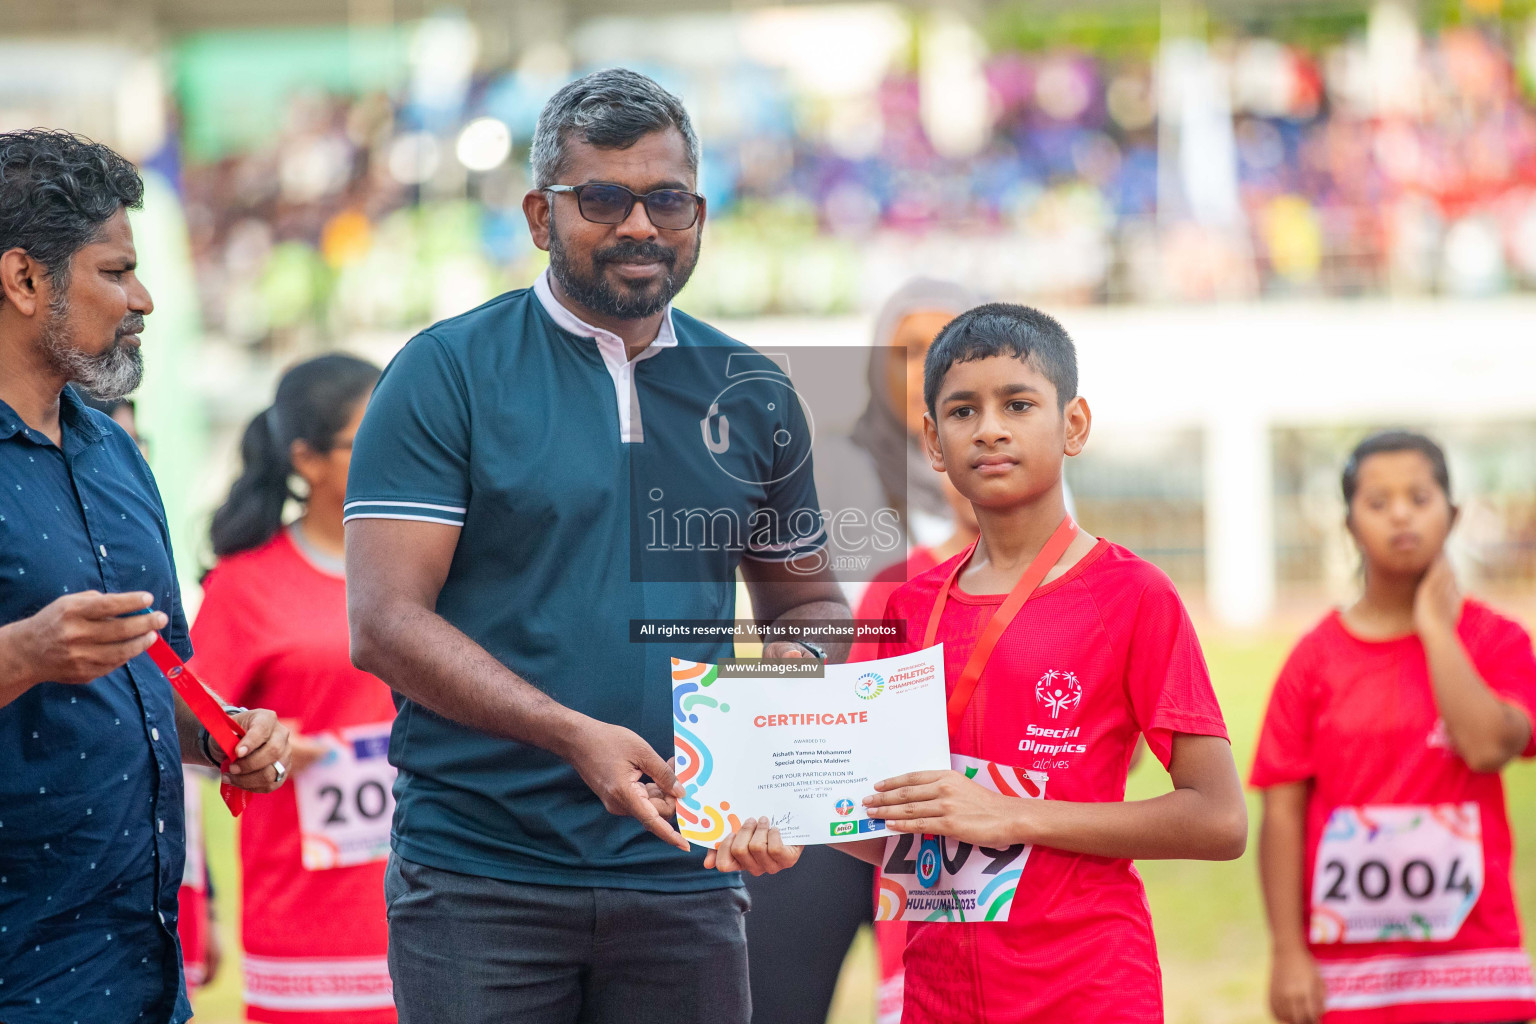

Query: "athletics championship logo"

xmin=835 ymin=798 xmax=854 ymax=817
xmin=854 ymin=671 xmax=885 ymax=700
xmin=1035 ymin=670 xmax=1082 ymax=719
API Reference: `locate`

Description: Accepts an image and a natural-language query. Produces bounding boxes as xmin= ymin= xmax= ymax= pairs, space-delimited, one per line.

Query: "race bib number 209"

xmin=874 ymin=755 xmax=1047 ymax=923
xmin=1310 ymin=803 xmax=1484 ymax=944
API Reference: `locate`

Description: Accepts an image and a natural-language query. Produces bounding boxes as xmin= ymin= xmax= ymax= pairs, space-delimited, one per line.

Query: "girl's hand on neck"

xmin=1412 ymin=554 xmax=1463 ymax=639
xmin=1344 ymin=555 xmax=1456 ymax=642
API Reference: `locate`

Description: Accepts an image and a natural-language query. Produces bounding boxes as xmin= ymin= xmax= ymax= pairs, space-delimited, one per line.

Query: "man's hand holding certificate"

xmin=670 ymin=647 xmax=950 ymax=853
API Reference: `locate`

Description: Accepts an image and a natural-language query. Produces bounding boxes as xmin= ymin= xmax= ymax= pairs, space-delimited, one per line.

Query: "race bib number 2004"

xmin=294 ymin=722 xmax=397 ymax=871
xmin=1310 ymin=803 xmax=1484 ymax=944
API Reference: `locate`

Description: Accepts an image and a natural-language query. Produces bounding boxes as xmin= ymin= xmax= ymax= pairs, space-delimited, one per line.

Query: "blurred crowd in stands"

xmin=176 ymin=13 xmax=1536 ymax=345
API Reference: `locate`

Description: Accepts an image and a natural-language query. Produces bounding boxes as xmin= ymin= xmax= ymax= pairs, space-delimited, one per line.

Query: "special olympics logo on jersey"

xmin=1035 ymin=670 xmax=1082 ymax=719
xmin=854 ymin=672 xmax=885 ymax=700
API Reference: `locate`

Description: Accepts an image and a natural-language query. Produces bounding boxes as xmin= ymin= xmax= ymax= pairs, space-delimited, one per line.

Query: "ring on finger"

xmin=272 ymin=761 xmax=287 ymax=784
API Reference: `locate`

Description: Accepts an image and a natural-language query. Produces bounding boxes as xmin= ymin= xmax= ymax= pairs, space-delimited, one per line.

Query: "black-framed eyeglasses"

xmin=543 ymin=182 xmax=704 ymax=230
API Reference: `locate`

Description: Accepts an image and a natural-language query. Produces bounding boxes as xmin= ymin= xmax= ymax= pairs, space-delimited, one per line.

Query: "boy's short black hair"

xmin=923 ymin=302 xmax=1078 ymax=417
xmin=1342 ymin=430 xmax=1451 ymax=506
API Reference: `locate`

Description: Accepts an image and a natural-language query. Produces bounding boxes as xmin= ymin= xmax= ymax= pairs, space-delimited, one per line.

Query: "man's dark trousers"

xmin=385 ymin=854 xmax=752 ymax=1023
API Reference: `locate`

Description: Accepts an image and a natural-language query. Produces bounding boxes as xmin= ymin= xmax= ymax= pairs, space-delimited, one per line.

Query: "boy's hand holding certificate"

xmin=867 ymin=756 xmax=1048 ymax=922
xmin=670 ymin=647 xmax=950 ymax=848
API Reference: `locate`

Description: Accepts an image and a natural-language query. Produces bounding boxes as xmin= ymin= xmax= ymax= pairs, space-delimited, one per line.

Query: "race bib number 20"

xmin=295 ymin=722 xmax=397 ymax=871
xmin=874 ymin=755 xmax=1047 ymax=923
xmin=1310 ymin=803 xmax=1484 ymax=944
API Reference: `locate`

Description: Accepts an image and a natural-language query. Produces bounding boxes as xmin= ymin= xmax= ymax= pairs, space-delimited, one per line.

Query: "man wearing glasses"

xmin=345 ymin=69 xmax=849 ymax=1023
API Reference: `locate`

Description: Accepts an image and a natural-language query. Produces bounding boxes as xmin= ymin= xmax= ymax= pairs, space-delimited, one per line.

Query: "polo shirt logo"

xmin=701 ymin=402 xmax=729 ymax=454
xmin=700 ymin=353 xmax=812 ymax=488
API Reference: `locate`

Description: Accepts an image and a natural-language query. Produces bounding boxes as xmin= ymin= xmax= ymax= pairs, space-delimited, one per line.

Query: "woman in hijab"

xmin=848 ymin=277 xmax=982 ymax=547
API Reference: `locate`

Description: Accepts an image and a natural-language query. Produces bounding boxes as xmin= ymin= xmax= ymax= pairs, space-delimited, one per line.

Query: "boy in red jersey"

xmin=1253 ymin=431 xmax=1536 ymax=1024
xmin=708 ymin=302 xmax=1248 ymax=1023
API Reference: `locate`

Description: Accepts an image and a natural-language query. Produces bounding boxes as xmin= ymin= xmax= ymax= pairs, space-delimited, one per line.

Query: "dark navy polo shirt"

xmin=346 ymin=285 xmax=826 ymax=892
xmin=0 ymin=387 xmax=193 ymax=1024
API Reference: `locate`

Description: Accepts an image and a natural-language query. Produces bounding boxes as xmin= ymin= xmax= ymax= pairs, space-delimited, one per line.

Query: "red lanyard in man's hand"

xmin=923 ymin=516 xmax=1080 ymax=739
xmin=146 ymin=637 xmax=251 ymax=817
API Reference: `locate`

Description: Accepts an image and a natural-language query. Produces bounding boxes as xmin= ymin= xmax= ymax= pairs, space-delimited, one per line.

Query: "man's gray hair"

xmin=529 ymin=68 xmax=700 ymax=189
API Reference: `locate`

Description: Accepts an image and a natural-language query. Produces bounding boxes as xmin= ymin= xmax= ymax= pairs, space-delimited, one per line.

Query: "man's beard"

xmin=39 ymin=296 xmax=144 ymax=401
xmin=548 ymin=217 xmax=700 ymax=321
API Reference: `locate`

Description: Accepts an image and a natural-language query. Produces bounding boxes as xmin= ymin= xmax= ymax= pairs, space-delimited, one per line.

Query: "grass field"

xmin=188 ymin=631 xmax=1536 ymax=1024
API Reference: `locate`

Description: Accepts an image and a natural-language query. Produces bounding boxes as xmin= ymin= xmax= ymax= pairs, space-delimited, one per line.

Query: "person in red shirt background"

xmin=1254 ymin=430 xmax=1536 ymax=1024
xmin=191 ymin=354 xmax=397 ymax=1023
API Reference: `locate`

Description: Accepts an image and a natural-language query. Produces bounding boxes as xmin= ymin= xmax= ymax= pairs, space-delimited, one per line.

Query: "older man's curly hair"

xmin=0 ymin=129 xmax=143 ymax=303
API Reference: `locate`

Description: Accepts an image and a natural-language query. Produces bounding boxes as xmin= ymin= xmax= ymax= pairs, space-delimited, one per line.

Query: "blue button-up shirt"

xmin=0 ymin=387 xmax=193 ymax=1024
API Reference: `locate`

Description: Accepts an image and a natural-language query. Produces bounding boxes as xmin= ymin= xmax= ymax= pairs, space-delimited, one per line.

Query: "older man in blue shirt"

xmin=0 ymin=130 xmax=291 ymax=1024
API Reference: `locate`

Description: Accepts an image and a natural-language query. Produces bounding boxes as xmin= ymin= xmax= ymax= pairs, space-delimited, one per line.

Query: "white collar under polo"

xmin=533 ymin=268 xmax=679 ymax=444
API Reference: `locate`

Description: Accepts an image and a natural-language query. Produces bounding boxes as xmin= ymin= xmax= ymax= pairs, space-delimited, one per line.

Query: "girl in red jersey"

xmin=192 ymin=354 xmax=397 ymax=1024
xmin=1254 ymin=431 xmax=1536 ymax=1024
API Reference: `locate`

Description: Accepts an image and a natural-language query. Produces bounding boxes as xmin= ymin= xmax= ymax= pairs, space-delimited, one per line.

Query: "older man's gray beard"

xmin=39 ymin=299 xmax=144 ymax=401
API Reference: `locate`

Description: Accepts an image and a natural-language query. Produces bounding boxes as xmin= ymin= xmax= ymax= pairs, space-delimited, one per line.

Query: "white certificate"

xmin=671 ymin=646 xmax=950 ymax=847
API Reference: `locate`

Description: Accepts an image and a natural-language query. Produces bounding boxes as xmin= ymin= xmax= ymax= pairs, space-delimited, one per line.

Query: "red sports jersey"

xmin=878 ymin=539 xmax=1228 ymax=1024
xmin=1250 ymin=601 xmax=1536 ymax=1024
xmin=191 ymin=530 xmax=398 ymax=1024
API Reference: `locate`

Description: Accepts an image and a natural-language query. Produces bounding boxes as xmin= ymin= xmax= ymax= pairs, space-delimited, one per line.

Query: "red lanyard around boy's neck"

xmin=923 ymin=515 xmax=1079 ymax=739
